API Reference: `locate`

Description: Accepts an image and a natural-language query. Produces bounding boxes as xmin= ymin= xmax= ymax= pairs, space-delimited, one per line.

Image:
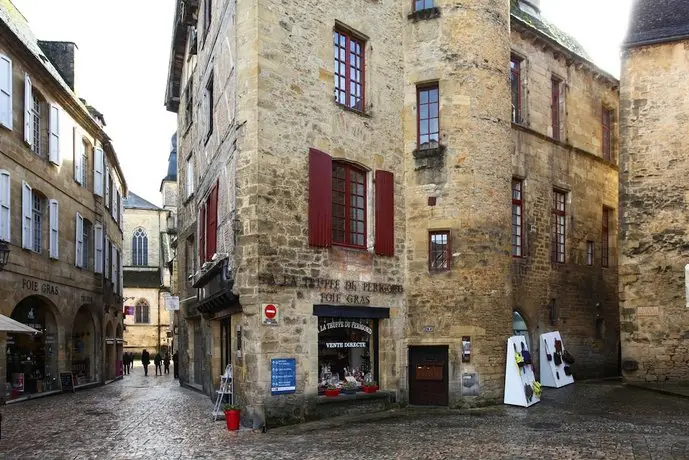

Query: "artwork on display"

xmin=503 ymin=335 xmax=541 ymax=407
xmin=539 ymin=331 xmax=575 ymax=388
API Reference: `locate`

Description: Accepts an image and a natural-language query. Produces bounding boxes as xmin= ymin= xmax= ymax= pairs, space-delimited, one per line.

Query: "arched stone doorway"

xmin=6 ymin=295 xmax=60 ymax=399
xmin=512 ymin=310 xmax=530 ymax=350
xmin=72 ymin=306 xmax=97 ymax=385
xmin=116 ymin=323 xmax=123 ymax=378
xmin=105 ymin=321 xmax=115 ymax=380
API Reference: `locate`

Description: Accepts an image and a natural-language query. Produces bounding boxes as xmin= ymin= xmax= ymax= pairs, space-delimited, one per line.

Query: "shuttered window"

xmin=49 ymin=199 xmax=59 ymax=258
xmin=21 ymin=181 xmax=32 ymax=249
xmin=24 ymin=74 xmax=32 ymax=146
xmin=0 ymin=170 xmax=10 ymax=242
xmin=206 ymin=182 xmax=218 ymax=260
xmin=199 ymin=204 xmax=206 ymax=263
xmin=94 ymin=147 xmax=104 ymax=196
xmin=0 ymin=55 xmax=11 ymax=129
xmin=94 ymin=224 xmax=103 ymax=273
xmin=48 ymin=105 xmax=60 ymax=164
xmin=74 ymin=132 xmax=83 ymax=184
xmin=75 ymin=212 xmax=84 ymax=267
xmin=334 ymin=30 xmax=365 ymax=112
xmin=308 ymin=149 xmax=332 ymax=247
xmin=104 ymin=161 xmax=110 ymax=208
xmin=104 ymin=236 xmax=110 ymax=279
xmin=374 ymin=170 xmax=394 ymax=256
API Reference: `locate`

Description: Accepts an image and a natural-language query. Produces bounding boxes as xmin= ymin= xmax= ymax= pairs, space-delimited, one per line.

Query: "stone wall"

xmin=619 ymin=40 xmax=689 ymax=383
xmin=510 ymin=31 xmax=620 ymax=379
xmin=123 ymin=208 xmax=164 ymax=268
xmin=122 ymin=287 xmax=171 ymax=354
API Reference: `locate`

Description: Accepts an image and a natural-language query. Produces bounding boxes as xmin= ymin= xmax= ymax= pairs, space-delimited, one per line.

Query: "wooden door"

xmin=409 ymin=346 xmax=449 ymax=406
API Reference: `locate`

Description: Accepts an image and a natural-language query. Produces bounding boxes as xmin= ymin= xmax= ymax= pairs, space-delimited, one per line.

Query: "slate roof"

xmin=510 ymin=1 xmax=591 ymax=60
xmin=123 ymin=192 xmax=162 ymax=211
xmin=625 ymin=0 xmax=689 ymax=47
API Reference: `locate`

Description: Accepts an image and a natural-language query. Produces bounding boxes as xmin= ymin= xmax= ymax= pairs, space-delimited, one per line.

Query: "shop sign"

xmin=325 ymin=342 xmax=367 ymax=348
xmin=124 ymin=306 xmax=135 ymax=316
xmin=165 ymin=296 xmax=180 ymax=311
xmin=262 ymin=303 xmax=279 ymax=326
xmin=81 ymin=295 xmax=93 ymax=304
xmin=271 ymin=358 xmax=296 ymax=395
xmin=22 ymin=278 xmax=59 ymax=296
xmin=318 ymin=320 xmax=372 ymax=335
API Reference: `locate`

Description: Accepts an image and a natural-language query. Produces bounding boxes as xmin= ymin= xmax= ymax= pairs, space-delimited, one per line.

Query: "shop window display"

xmin=318 ymin=317 xmax=377 ymax=395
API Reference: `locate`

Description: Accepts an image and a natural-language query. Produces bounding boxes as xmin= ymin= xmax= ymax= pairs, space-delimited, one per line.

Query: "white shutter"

xmin=186 ymin=158 xmax=194 ymax=197
xmin=111 ymin=187 xmax=117 ymax=219
xmin=0 ymin=55 xmax=11 ymax=129
xmin=0 ymin=170 xmax=10 ymax=242
xmin=75 ymin=212 xmax=83 ymax=267
xmin=49 ymin=105 xmax=60 ymax=164
xmin=104 ymin=235 xmax=110 ymax=279
xmin=111 ymin=241 xmax=117 ymax=290
xmin=24 ymin=74 xmax=32 ymax=146
xmin=49 ymin=199 xmax=59 ymax=259
xmin=21 ymin=181 xmax=32 ymax=249
xmin=119 ymin=194 xmax=124 ymax=230
xmin=74 ymin=136 xmax=83 ymax=184
xmin=94 ymin=224 xmax=103 ymax=273
xmin=104 ymin=163 xmax=110 ymax=208
xmin=94 ymin=147 xmax=104 ymax=196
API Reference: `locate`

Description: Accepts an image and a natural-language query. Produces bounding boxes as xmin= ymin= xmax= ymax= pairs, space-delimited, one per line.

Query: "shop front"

xmin=5 ymin=296 xmax=60 ymax=400
xmin=71 ymin=306 xmax=97 ymax=385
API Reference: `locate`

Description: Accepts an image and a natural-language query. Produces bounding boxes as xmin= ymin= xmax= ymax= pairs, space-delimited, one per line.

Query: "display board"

xmin=539 ymin=331 xmax=574 ymax=388
xmin=271 ymin=358 xmax=296 ymax=395
xmin=60 ymin=372 xmax=75 ymax=393
xmin=503 ymin=335 xmax=540 ymax=407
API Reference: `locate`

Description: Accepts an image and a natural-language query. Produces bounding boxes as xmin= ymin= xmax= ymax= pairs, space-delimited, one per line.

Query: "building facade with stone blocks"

xmin=166 ymin=0 xmax=620 ymax=427
xmin=0 ymin=0 xmax=127 ymax=400
xmin=122 ymin=187 xmax=175 ymax=356
xmin=619 ymin=0 xmax=689 ymax=383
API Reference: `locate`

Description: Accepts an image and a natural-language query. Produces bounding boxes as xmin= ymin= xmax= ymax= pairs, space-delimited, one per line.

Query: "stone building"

xmin=0 ymin=0 xmax=127 ymax=400
xmin=619 ymin=0 xmax=689 ymax=383
xmin=165 ymin=0 xmax=619 ymax=427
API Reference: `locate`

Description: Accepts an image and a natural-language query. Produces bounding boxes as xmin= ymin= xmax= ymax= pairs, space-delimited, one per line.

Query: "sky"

xmin=10 ymin=0 xmax=633 ymax=205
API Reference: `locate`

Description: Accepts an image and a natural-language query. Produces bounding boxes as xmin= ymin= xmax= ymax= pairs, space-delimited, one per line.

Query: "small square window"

xmin=414 ymin=0 xmax=434 ymax=11
xmin=429 ymin=231 xmax=450 ymax=271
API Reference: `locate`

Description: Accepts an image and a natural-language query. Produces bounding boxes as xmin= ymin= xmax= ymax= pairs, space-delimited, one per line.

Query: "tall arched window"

xmin=132 ymin=227 xmax=148 ymax=266
xmin=135 ymin=299 xmax=150 ymax=324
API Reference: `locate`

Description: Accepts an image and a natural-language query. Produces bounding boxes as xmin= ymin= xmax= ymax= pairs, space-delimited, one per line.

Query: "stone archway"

xmin=72 ymin=306 xmax=97 ymax=385
xmin=116 ymin=323 xmax=123 ymax=378
xmin=105 ymin=321 xmax=115 ymax=381
xmin=512 ymin=310 xmax=531 ymax=350
xmin=7 ymin=295 xmax=61 ymax=398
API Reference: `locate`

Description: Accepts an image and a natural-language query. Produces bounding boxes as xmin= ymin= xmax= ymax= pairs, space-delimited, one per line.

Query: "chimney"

xmin=519 ymin=0 xmax=541 ymax=18
xmin=37 ymin=41 xmax=78 ymax=92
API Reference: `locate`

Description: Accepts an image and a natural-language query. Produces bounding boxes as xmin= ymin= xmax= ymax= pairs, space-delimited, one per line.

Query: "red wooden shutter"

xmin=207 ymin=182 xmax=218 ymax=258
xmin=199 ymin=204 xmax=206 ymax=263
xmin=375 ymin=170 xmax=394 ymax=256
xmin=308 ymin=148 xmax=333 ymax=247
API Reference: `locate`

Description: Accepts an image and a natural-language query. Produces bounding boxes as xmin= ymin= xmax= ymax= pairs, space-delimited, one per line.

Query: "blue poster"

xmin=271 ymin=358 xmax=296 ymax=395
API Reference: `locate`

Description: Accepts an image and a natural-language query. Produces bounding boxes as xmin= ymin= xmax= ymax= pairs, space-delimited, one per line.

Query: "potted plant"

xmin=362 ymin=381 xmax=378 ymax=394
xmin=223 ymin=403 xmax=241 ymax=431
xmin=342 ymin=381 xmax=358 ymax=395
xmin=324 ymin=384 xmax=340 ymax=397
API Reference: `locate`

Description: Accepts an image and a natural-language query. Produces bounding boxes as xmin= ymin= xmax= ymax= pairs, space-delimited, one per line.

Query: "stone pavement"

xmin=0 ymin=372 xmax=688 ymax=459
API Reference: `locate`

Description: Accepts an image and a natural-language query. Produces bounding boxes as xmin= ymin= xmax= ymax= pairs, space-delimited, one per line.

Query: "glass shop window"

xmin=318 ymin=317 xmax=376 ymax=394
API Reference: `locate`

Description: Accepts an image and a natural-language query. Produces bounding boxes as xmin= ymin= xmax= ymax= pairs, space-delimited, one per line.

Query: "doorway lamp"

xmin=0 ymin=240 xmax=10 ymax=270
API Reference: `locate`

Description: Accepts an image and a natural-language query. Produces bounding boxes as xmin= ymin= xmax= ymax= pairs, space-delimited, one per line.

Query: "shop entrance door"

xmin=193 ymin=321 xmax=203 ymax=385
xmin=409 ymin=346 xmax=448 ymax=406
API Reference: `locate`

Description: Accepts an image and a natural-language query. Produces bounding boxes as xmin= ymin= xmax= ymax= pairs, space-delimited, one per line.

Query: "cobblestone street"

xmin=0 ymin=371 xmax=688 ymax=460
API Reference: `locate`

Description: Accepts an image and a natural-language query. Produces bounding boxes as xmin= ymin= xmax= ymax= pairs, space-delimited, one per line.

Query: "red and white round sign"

xmin=264 ymin=304 xmax=277 ymax=319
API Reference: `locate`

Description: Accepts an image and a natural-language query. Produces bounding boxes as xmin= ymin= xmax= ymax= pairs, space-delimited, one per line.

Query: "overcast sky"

xmin=11 ymin=0 xmax=633 ymax=206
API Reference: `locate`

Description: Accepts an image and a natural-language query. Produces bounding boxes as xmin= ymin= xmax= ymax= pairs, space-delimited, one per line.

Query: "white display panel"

xmin=539 ymin=331 xmax=575 ymax=388
xmin=504 ymin=335 xmax=540 ymax=407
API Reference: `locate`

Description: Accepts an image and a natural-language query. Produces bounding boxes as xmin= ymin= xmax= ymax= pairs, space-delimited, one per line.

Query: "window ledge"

xmin=316 ymin=390 xmax=392 ymax=405
xmin=408 ymin=7 xmax=441 ymax=22
xmin=413 ymin=145 xmax=446 ymax=159
xmin=334 ymin=100 xmax=371 ymax=118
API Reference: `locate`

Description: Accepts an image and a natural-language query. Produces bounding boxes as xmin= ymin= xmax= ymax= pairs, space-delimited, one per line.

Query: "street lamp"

xmin=0 ymin=240 xmax=10 ymax=270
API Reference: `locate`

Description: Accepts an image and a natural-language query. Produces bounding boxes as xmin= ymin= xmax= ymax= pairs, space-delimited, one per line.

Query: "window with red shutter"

xmin=308 ymin=149 xmax=333 ymax=247
xmin=374 ymin=170 xmax=394 ymax=256
xmin=333 ymin=162 xmax=367 ymax=248
xmin=206 ymin=182 xmax=218 ymax=259
xmin=199 ymin=204 xmax=206 ymax=263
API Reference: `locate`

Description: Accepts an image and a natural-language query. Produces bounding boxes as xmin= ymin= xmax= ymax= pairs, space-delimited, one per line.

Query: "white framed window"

xmin=104 ymin=161 xmax=110 ymax=207
xmin=81 ymin=141 xmax=88 ymax=188
xmin=21 ymin=181 xmax=32 ymax=249
xmin=75 ymin=212 xmax=84 ymax=267
xmin=74 ymin=129 xmax=82 ymax=184
xmin=104 ymin=235 xmax=110 ymax=279
xmin=94 ymin=224 xmax=103 ymax=274
xmin=94 ymin=147 xmax=104 ymax=196
xmin=186 ymin=156 xmax=194 ymax=197
xmin=0 ymin=170 xmax=10 ymax=242
xmin=49 ymin=199 xmax=59 ymax=259
xmin=49 ymin=105 xmax=60 ymax=164
xmin=0 ymin=55 xmax=12 ymax=130
xmin=31 ymin=92 xmax=40 ymax=155
xmin=32 ymin=193 xmax=42 ymax=253
xmin=203 ymin=73 xmax=213 ymax=143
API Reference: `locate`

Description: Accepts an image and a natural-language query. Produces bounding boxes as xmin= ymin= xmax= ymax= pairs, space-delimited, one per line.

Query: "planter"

xmin=362 ymin=385 xmax=378 ymax=394
xmin=224 ymin=409 xmax=240 ymax=431
xmin=324 ymin=388 xmax=341 ymax=397
xmin=342 ymin=388 xmax=357 ymax=395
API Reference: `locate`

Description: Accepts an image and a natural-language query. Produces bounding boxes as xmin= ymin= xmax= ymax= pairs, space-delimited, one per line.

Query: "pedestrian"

xmin=141 ymin=349 xmax=150 ymax=376
xmin=122 ymin=352 xmax=129 ymax=375
xmin=128 ymin=352 xmax=134 ymax=373
xmin=173 ymin=351 xmax=179 ymax=379
xmin=154 ymin=351 xmax=163 ymax=376
xmin=163 ymin=352 xmax=171 ymax=375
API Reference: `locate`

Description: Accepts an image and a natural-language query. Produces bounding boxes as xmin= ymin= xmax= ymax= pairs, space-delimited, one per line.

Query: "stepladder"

xmin=212 ymin=364 xmax=233 ymax=421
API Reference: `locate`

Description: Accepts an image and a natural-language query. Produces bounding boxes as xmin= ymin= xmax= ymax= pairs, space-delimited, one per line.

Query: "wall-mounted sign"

xmin=318 ymin=320 xmax=372 ymax=335
xmin=462 ymin=336 xmax=471 ymax=363
xmin=325 ymin=342 xmax=367 ymax=348
xmin=22 ymin=278 xmax=59 ymax=296
xmin=124 ymin=306 xmax=134 ymax=316
xmin=271 ymin=358 xmax=296 ymax=395
xmin=423 ymin=326 xmax=434 ymax=333
xmin=165 ymin=296 xmax=180 ymax=311
xmin=262 ymin=304 xmax=279 ymax=326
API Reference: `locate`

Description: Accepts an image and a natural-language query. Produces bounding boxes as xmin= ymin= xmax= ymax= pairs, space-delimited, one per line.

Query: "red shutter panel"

xmin=207 ymin=183 xmax=218 ymax=258
xmin=375 ymin=170 xmax=394 ymax=256
xmin=308 ymin=148 xmax=332 ymax=247
xmin=199 ymin=204 xmax=206 ymax=263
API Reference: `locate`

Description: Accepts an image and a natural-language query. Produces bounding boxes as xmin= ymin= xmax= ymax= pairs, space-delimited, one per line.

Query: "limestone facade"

xmin=166 ymin=0 xmax=620 ymax=426
xmin=0 ymin=1 xmax=127 ymax=399
xmin=619 ymin=4 xmax=689 ymax=382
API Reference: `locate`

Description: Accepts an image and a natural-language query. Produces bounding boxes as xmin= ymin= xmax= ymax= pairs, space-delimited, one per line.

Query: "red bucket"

xmin=225 ymin=410 xmax=240 ymax=431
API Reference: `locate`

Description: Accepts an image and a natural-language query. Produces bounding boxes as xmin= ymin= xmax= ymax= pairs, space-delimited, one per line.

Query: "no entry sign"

xmin=262 ymin=303 xmax=279 ymax=325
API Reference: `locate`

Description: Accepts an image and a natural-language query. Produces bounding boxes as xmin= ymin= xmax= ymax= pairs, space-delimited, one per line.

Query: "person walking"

xmin=172 ymin=351 xmax=179 ymax=379
xmin=141 ymin=349 xmax=150 ymax=376
xmin=128 ymin=352 xmax=134 ymax=373
xmin=163 ymin=353 xmax=171 ymax=375
xmin=154 ymin=351 xmax=163 ymax=376
xmin=122 ymin=352 xmax=129 ymax=375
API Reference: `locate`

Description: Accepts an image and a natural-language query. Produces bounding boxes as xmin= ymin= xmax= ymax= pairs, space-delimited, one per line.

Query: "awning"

xmin=0 ymin=314 xmax=41 ymax=334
